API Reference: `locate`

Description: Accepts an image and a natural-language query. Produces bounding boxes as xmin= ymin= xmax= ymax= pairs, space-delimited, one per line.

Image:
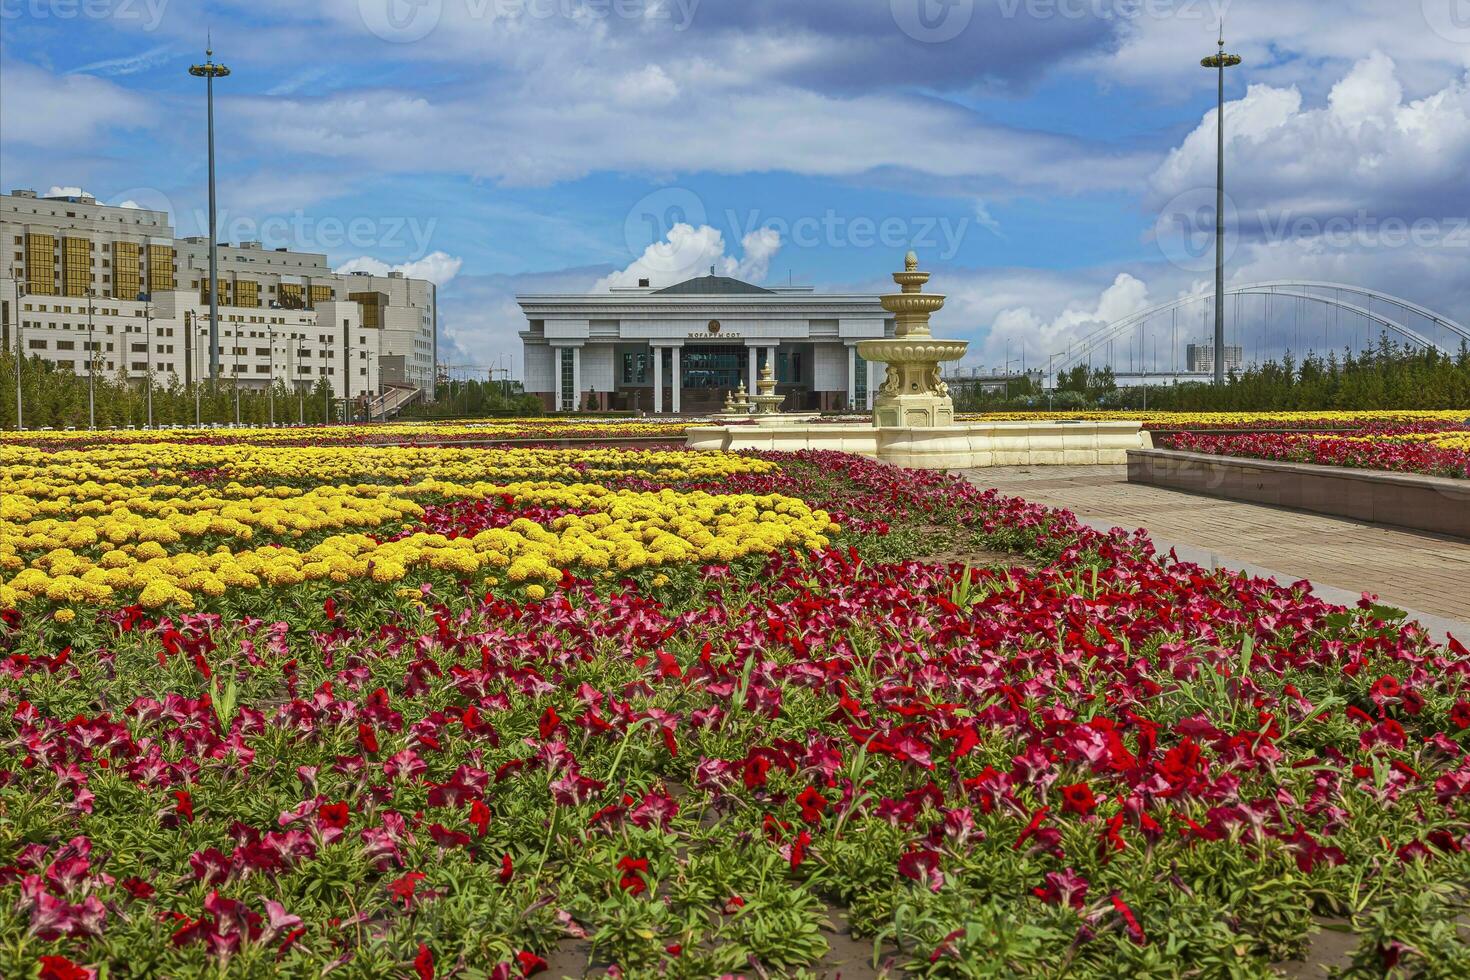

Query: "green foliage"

xmin=956 ymin=337 xmax=1470 ymax=412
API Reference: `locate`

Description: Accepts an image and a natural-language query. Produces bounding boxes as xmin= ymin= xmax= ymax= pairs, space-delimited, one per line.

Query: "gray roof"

xmin=653 ymin=274 xmax=775 ymax=295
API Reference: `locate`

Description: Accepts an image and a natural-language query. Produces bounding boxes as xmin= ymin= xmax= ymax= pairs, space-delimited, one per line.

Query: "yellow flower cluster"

xmin=0 ymin=444 xmax=762 ymax=492
xmin=1338 ymin=430 xmax=1470 ymax=451
xmin=0 ymin=418 xmax=690 ymax=447
xmin=0 ymin=443 xmax=832 ymax=610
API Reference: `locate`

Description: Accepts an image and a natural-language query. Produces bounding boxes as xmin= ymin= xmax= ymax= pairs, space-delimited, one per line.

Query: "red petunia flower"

xmin=796 ymin=786 xmax=828 ymax=824
xmin=468 ymin=800 xmax=492 ymax=837
xmin=1370 ymin=675 xmax=1401 ymax=701
xmin=388 ymin=871 xmax=427 ymax=909
xmin=1059 ymin=782 xmax=1096 ymax=816
xmin=318 ymin=801 xmax=350 ymax=830
xmin=515 ymin=951 xmax=548 ymax=976
xmin=172 ymin=789 xmax=194 ymax=824
xmin=357 ymin=723 xmax=380 ymax=754
xmin=1451 ymin=701 xmax=1470 ymax=730
xmin=414 ymin=943 xmax=434 ymax=980
xmin=617 ymin=856 xmax=649 ymax=895
xmin=499 ymin=853 xmax=514 ymax=884
xmin=743 ymin=756 xmax=772 ymax=791
xmin=1110 ymin=892 xmax=1147 ymax=945
xmin=38 ymin=955 xmax=92 ymax=980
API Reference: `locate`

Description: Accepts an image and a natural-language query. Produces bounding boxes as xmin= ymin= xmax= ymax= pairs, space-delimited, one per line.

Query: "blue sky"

xmin=8 ymin=0 xmax=1470 ymax=374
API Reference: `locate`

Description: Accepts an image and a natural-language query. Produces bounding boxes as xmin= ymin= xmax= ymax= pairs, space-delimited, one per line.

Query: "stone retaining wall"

xmin=1127 ymin=448 xmax=1470 ymax=539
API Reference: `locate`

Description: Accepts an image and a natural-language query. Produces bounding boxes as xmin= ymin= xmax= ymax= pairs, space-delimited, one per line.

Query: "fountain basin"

xmin=854 ymin=338 xmax=969 ymax=364
xmin=685 ymin=419 xmax=1152 ymax=468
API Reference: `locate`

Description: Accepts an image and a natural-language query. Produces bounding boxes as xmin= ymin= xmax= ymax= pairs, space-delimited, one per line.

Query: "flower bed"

xmin=961 ymin=410 xmax=1470 ymax=431
xmin=4 ymin=445 xmax=1470 ymax=977
xmin=1161 ymin=426 xmax=1470 ymax=480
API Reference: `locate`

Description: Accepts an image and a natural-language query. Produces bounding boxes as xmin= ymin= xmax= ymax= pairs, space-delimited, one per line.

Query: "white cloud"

xmin=234 ymin=77 xmax=1147 ymax=193
xmin=45 ymin=186 xmax=91 ymax=199
xmin=335 ymin=251 xmax=464 ymax=286
xmin=612 ymin=65 xmax=679 ymax=106
xmin=67 ymin=46 xmax=174 ymax=78
xmin=973 ymin=200 xmax=1004 ymax=238
xmin=593 ymin=224 xmax=783 ymax=291
xmin=1150 ymin=53 xmax=1470 ymax=221
xmin=0 ymin=62 xmax=151 ymax=147
xmin=966 ymin=273 xmax=1152 ymax=368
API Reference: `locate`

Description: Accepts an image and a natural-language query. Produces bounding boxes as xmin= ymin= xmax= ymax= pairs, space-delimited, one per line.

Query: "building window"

xmin=62 ymin=237 xmax=91 ymax=296
xmin=25 ymin=233 xmax=56 ymax=295
xmin=854 ymin=351 xmax=868 ymax=406
xmin=621 ymin=352 xmax=650 ymax=385
xmin=112 ymin=241 xmax=140 ymax=300
xmin=560 ymin=348 xmax=575 ymax=410
xmin=776 ymin=351 xmax=803 ymax=384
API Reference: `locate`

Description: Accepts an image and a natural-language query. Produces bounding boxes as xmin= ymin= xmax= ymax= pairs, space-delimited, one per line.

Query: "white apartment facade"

xmin=0 ymin=189 xmax=437 ymax=403
xmin=518 ymin=272 xmax=894 ymax=413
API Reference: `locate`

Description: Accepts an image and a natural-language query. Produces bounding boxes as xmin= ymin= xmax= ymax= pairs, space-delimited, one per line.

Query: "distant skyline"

xmin=8 ymin=1 xmax=1470 ymax=376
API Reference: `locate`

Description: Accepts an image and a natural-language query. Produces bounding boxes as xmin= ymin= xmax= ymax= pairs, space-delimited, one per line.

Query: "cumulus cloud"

xmin=965 ymin=273 xmax=1153 ymax=368
xmin=593 ymin=224 xmax=782 ymax=291
xmin=612 ymin=65 xmax=680 ymax=106
xmin=0 ymin=63 xmax=151 ymax=147
xmin=1150 ymin=53 xmax=1470 ymax=230
xmin=45 ymin=186 xmax=91 ymax=199
xmin=335 ymin=251 xmax=464 ymax=286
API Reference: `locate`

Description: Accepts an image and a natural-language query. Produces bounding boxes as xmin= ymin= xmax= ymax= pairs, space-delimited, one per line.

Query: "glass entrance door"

xmin=680 ymin=345 xmax=743 ymax=391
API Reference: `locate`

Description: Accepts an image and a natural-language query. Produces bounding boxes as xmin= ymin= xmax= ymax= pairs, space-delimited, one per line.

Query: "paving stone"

xmin=960 ymin=465 xmax=1470 ymax=628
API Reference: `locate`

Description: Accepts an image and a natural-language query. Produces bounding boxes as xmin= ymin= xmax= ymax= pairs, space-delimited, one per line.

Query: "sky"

xmin=8 ymin=0 xmax=1470 ymax=377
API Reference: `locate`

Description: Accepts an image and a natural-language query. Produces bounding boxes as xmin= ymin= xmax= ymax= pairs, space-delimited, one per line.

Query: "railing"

xmin=365 ymin=383 xmax=422 ymax=420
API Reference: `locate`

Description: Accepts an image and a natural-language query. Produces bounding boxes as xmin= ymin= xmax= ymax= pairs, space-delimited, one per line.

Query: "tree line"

xmin=0 ymin=356 xmax=545 ymax=429
xmin=954 ymin=338 xmax=1470 ymax=412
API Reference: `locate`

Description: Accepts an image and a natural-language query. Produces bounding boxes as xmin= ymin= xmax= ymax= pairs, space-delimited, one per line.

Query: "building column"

xmin=571 ymin=346 xmax=582 ymax=413
xmin=866 ymin=359 xmax=878 ymax=410
xmin=747 ymin=346 xmax=758 ymax=390
xmin=670 ymin=346 xmax=681 ymax=414
xmin=846 ymin=345 xmax=856 ymax=410
xmin=652 ymin=345 xmax=664 ymax=413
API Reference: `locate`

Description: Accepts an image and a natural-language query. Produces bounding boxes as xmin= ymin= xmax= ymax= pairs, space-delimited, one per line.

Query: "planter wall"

xmin=1127 ymin=448 xmax=1470 ymax=539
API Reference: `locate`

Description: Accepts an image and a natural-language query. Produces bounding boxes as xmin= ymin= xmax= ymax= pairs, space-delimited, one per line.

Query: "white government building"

xmin=0 ymin=188 xmax=437 ymax=411
xmin=518 ymin=270 xmax=895 ymax=413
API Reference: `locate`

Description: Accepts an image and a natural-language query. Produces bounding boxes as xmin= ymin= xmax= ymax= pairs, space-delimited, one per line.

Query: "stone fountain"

xmin=859 ymin=250 xmax=967 ymax=428
xmin=684 ymin=252 xmax=1151 ymax=468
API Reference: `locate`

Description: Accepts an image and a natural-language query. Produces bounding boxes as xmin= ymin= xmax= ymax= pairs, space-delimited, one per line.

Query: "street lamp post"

xmin=86 ymin=291 xmax=96 ymax=429
xmin=190 ymin=44 xmax=230 ymax=384
xmin=266 ymin=324 xmax=276 ymax=425
xmin=10 ymin=270 xmax=25 ymax=431
xmin=323 ymin=337 xmax=334 ymax=423
xmin=186 ymin=311 xmax=202 ymax=426
xmin=137 ymin=294 xmax=155 ymax=429
xmin=1202 ymin=27 xmax=1242 ymax=386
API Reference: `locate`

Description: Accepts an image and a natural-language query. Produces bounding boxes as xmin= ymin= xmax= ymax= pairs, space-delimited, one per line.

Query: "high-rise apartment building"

xmin=0 ymin=189 xmax=437 ymax=406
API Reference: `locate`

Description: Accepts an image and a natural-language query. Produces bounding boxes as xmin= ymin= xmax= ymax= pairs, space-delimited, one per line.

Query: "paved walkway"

xmin=960 ymin=465 xmax=1470 ymax=643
